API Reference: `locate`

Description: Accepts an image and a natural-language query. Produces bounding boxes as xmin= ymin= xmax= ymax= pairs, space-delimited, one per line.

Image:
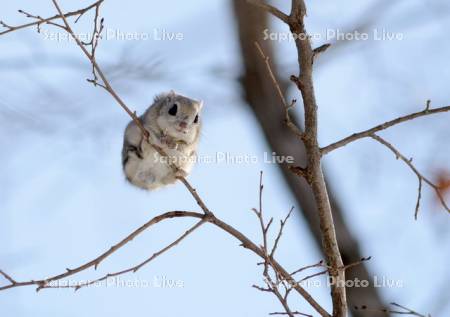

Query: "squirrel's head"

xmin=155 ymin=91 xmax=203 ymax=143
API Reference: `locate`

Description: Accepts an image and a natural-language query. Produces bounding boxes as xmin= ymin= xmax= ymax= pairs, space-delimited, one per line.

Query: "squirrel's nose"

xmin=179 ymin=121 xmax=188 ymax=129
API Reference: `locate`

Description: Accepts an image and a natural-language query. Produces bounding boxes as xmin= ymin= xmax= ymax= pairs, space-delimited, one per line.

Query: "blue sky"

xmin=1 ymin=0 xmax=449 ymax=316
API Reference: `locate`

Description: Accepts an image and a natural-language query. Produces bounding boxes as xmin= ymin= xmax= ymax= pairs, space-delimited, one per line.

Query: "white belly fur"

xmin=126 ymin=144 xmax=195 ymax=190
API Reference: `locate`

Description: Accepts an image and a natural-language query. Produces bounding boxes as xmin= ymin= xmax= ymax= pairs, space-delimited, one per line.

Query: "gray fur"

xmin=122 ymin=91 xmax=203 ymax=190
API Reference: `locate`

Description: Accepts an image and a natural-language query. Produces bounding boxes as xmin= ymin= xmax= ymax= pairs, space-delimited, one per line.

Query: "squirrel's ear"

xmin=166 ymin=90 xmax=176 ymax=102
xmin=197 ymin=100 xmax=204 ymax=110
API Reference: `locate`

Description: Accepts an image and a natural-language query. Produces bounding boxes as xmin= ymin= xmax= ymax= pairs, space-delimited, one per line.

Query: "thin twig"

xmin=297 ymin=270 xmax=328 ymax=284
xmin=371 ymin=134 xmax=449 ymax=218
xmin=0 ymin=270 xmax=17 ymax=285
xmin=313 ymin=43 xmax=331 ymax=60
xmin=0 ymin=211 xmax=203 ymax=291
xmin=321 ymin=104 xmax=450 ymax=155
xmin=0 ymin=0 xmax=104 ymax=36
xmin=246 ymin=0 xmax=289 ymax=23
xmin=251 ymin=173 xmax=320 ymax=317
xmin=291 ymin=260 xmax=325 ymax=276
xmin=340 ymin=256 xmax=372 ymax=271
xmin=270 ymin=207 xmax=294 ymax=259
xmin=41 ymin=219 xmax=206 ymax=291
xmin=390 ymin=302 xmax=428 ymax=317
xmin=291 ymin=256 xmax=371 ymax=283
xmin=50 ymin=0 xmax=147 ymax=138
xmin=354 ymin=302 xmax=429 ymax=317
xmin=270 ymin=312 xmax=313 ymax=317
xmin=177 ymin=176 xmax=213 ymax=215
xmin=1 ymin=207 xmax=330 ymax=316
xmin=255 ymin=42 xmax=305 ymax=140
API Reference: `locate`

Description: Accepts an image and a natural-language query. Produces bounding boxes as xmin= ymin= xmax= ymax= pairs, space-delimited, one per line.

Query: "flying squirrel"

xmin=122 ymin=91 xmax=203 ymax=190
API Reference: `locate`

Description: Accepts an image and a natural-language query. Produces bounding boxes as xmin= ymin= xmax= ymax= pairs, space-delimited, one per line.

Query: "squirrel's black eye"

xmin=168 ymin=104 xmax=177 ymax=116
xmin=194 ymin=115 xmax=199 ymax=123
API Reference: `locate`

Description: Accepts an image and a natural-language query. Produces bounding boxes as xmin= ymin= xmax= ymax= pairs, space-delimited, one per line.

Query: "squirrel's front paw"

xmin=160 ymin=134 xmax=178 ymax=150
xmin=175 ymin=168 xmax=188 ymax=178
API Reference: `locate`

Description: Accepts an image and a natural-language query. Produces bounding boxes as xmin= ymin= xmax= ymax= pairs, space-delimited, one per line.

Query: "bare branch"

xmin=370 ymin=134 xmax=449 ymax=218
xmin=42 ymin=219 xmax=206 ymax=292
xmin=291 ymin=256 xmax=371 ymax=284
xmin=176 ymin=176 xmax=213 ymax=215
xmin=276 ymin=0 xmax=349 ymax=313
xmin=0 ymin=0 xmax=104 ymax=36
xmin=252 ymin=284 xmax=272 ymax=292
xmin=49 ymin=0 xmax=147 ymax=138
xmin=16 ymin=9 xmax=65 ymax=32
xmin=251 ymin=173 xmax=330 ymax=317
xmin=291 ymin=260 xmax=325 ymax=276
xmin=297 ymin=270 xmax=328 ymax=283
xmin=86 ymin=78 xmax=107 ymax=90
xmin=340 ymin=256 xmax=372 ymax=271
xmin=390 ymin=302 xmax=428 ymax=317
xmin=84 ymin=3 xmax=104 ymax=83
xmin=270 ymin=286 xmax=302 ymax=317
xmin=255 ymin=42 xmax=305 ymax=140
xmin=254 ymin=172 xmax=269 ymax=261
xmin=0 ymin=211 xmax=204 ymax=292
xmin=270 ymin=207 xmax=294 ymax=259
xmin=256 ymin=264 xmax=299 ymax=317
xmin=321 ymin=104 xmax=450 ymax=155
xmin=253 ymin=0 xmax=348 ymax=313
xmin=0 ymin=270 xmax=17 ymax=285
xmin=354 ymin=302 xmax=429 ymax=317
xmin=270 ymin=312 xmax=313 ymax=317
xmin=1 ymin=205 xmax=330 ymax=316
xmin=313 ymin=43 xmax=332 ymax=60
xmin=246 ymin=0 xmax=289 ymax=23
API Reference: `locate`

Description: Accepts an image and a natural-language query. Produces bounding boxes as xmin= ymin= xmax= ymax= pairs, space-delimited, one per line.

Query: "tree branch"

xmin=0 ymin=206 xmax=330 ymax=316
xmin=246 ymin=0 xmax=289 ymax=23
xmin=0 ymin=0 xmax=104 ymax=36
xmin=0 ymin=211 xmax=203 ymax=291
xmin=354 ymin=302 xmax=429 ymax=317
xmin=251 ymin=173 xmax=317 ymax=317
xmin=49 ymin=0 xmax=147 ymax=138
xmin=255 ymin=41 xmax=305 ymax=140
xmin=270 ymin=312 xmax=312 ymax=317
xmin=252 ymin=0 xmax=348 ymax=314
xmin=370 ymin=134 xmax=449 ymax=218
xmin=43 ymin=219 xmax=207 ymax=291
xmin=321 ymin=104 xmax=450 ymax=155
